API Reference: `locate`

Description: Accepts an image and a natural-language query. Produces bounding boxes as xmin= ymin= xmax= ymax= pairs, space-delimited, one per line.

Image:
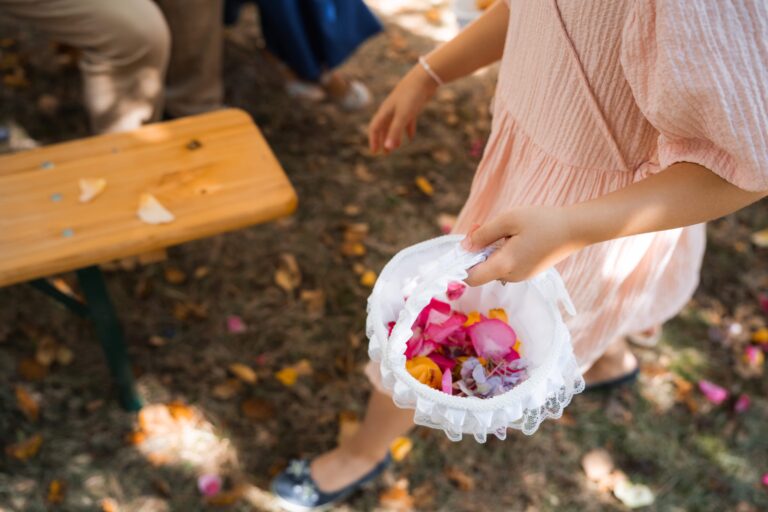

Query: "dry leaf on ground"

xmin=241 ymin=398 xmax=275 ymax=421
xmin=275 ymin=253 xmax=302 ymax=293
xmin=163 ymin=266 xmax=187 ymax=285
xmin=15 ymin=385 xmax=40 ymax=422
xmin=390 ymin=437 xmax=413 ymax=462
xmin=379 ymin=479 xmax=414 ymax=511
xmin=415 ymin=176 xmax=434 ymax=197
xmin=228 ymin=363 xmax=257 ymax=384
xmin=360 ymin=270 xmax=377 ymax=288
xmin=6 ymin=433 xmax=43 ymax=460
xmin=445 ymin=467 xmax=475 ymax=491
xmin=300 ymin=289 xmax=326 ymax=317
xmin=212 ymin=379 xmax=242 ymax=400
xmin=47 ymin=479 xmax=65 ymax=504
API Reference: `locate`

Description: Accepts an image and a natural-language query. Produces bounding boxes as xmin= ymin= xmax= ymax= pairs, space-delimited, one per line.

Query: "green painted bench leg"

xmin=76 ymin=266 xmax=142 ymax=411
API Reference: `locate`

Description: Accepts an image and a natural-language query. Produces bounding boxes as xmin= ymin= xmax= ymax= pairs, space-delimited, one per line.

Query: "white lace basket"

xmin=366 ymin=235 xmax=585 ymax=442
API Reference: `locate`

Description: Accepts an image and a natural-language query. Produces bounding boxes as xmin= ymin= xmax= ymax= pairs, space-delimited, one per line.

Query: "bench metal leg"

xmin=76 ymin=266 xmax=142 ymax=411
xmin=30 ymin=278 xmax=89 ymax=318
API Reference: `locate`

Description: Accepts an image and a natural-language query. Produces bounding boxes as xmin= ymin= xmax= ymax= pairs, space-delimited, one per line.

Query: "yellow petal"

xmin=275 ymin=367 xmax=298 ymax=387
xmin=405 ymin=356 xmax=442 ymax=389
xmin=488 ymin=308 xmax=509 ymax=323
xmin=513 ymin=339 xmax=522 ymax=354
xmin=414 ymin=176 xmax=434 ymax=197
xmin=390 ymin=436 xmax=413 ymax=461
xmin=360 ymin=270 xmax=377 ymax=288
xmin=464 ymin=311 xmax=481 ymax=327
xmin=137 ymin=193 xmax=174 ymax=224
xmin=752 ymin=327 xmax=768 ymax=344
xmin=79 ymin=178 xmax=107 ymax=203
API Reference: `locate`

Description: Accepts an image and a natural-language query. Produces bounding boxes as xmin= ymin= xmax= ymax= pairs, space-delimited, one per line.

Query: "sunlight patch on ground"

xmin=367 ymin=0 xmax=462 ymax=42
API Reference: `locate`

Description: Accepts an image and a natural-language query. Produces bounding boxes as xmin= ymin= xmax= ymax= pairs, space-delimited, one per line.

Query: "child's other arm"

xmin=369 ymin=1 xmax=509 ymax=154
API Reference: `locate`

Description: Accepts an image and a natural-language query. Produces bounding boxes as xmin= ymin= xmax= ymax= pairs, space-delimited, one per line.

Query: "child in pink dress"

xmin=272 ymin=1 xmax=768 ymax=509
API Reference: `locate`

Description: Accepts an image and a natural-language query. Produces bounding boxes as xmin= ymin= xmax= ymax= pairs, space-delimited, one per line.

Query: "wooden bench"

xmin=0 ymin=108 xmax=297 ymax=410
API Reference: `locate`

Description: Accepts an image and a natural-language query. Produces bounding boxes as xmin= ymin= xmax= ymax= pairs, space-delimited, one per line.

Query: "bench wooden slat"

xmin=0 ymin=109 xmax=297 ymax=287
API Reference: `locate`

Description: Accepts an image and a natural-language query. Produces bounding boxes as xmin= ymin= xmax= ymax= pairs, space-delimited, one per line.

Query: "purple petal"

xmin=446 ymin=281 xmax=467 ymax=301
xmin=467 ymin=319 xmax=517 ymax=360
xmin=442 ymin=369 xmax=453 ymax=395
xmin=698 ymin=380 xmax=728 ymax=405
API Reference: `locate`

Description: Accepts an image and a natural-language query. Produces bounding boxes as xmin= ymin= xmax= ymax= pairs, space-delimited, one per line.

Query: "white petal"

xmin=78 ymin=178 xmax=107 ymax=203
xmin=137 ymin=193 xmax=174 ymax=224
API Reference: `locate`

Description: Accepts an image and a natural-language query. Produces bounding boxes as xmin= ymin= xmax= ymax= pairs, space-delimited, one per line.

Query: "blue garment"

xmin=225 ymin=0 xmax=383 ymax=81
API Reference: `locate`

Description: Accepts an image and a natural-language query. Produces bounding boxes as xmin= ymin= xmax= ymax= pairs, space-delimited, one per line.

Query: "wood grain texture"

xmin=0 ymin=109 xmax=297 ymax=287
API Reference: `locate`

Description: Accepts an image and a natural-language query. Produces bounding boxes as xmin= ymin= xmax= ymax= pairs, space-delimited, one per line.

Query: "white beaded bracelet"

xmin=418 ymin=55 xmax=444 ymax=86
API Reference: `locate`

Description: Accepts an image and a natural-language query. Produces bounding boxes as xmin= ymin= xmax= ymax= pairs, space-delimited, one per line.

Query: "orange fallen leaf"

xmin=100 ymin=498 xmax=119 ymax=512
xmin=275 ymin=367 xmax=298 ymax=387
xmin=47 ymin=479 xmax=65 ymax=504
xmin=166 ymin=401 xmax=194 ymax=421
xmin=354 ymin=162 xmax=375 ymax=182
xmin=163 ymin=266 xmax=187 ymax=285
xmin=414 ymin=176 xmax=434 ymax=197
xmin=360 ymin=270 xmax=377 ymax=288
xmin=6 ymin=433 xmax=43 ymax=460
xmin=390 ymin=437 xmax=413 ymax=462
xmin=445 ymin=467 xmax=475 ymax=491
xmin=380 ymin=479 xmax=414 ymax=511
xmin=341 ymin=241 xmax=367 ymax=257
xmin=229 ymin=363 xmax=258 ymax=384
xmin=752 ymin=327 xmax=768 ymax=344
xmin=343 ymin=223 xmax=369 ymax=243
xmin=15 ymin=385 xmax=40 ymax=422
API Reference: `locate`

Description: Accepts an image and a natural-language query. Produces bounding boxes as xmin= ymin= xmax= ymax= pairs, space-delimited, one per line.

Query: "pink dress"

xmin=447 ymin=0 xmax=768 ymax=370
xmin=367 ymin=0 xmax=768 ymax=388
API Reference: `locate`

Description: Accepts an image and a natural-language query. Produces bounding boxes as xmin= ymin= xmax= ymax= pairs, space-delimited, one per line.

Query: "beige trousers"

xmin=0 ymin=0 xmax=223 ymax=133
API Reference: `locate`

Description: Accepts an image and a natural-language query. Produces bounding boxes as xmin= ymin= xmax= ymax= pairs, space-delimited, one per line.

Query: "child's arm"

xmin=463 ymin=162 xmax=767 ymax=285
xmin=369 ymin=1 xmax=509 ymax=153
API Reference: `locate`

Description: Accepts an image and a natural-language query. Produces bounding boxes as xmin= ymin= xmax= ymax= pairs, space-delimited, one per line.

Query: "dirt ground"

xmin=1 ymin=4 xmax=767 ymax=512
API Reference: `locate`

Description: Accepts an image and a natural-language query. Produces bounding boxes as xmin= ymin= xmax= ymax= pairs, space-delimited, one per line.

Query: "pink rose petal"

xmin=762 ymin=473 xmax=768 ymax=487
xmin=744 ymin=345 xmax=765 ymax=366
xmin=698 ymin=380 xmax=728 ymax=405
xmin=197 ymin=474 xmax=222 ymax=497
xmin=734 ymin=394 xmax=751 ymax=413
xmin=414 ymin=299 xmax=451 ymax=329
xmin=446 ymin=281 xmax=467 ymax=301
xmin=226 ymin=315 xmax=246 ymax=334
xmin=442 ymin=368 xmax=453 ymax=395
xmin=405 ymin=330 xmax=438 ymax=358
xmin=467 ymin=319 xmax=517 ymax=360
xmin=424 ymin=313 xmax=467 ymax=344
xmin=429 ymin=353 xmax=457 ymax=371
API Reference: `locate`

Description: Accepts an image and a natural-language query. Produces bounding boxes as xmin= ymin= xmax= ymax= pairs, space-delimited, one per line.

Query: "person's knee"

xmin=99 ymin=2 xmax=170 ymax=71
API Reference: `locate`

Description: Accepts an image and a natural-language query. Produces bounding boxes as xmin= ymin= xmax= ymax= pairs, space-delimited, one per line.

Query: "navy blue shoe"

xmin=271 ymin=454 xmax=392 ymax=511
xmin=584 ymin=367 xmax=640 ymax=392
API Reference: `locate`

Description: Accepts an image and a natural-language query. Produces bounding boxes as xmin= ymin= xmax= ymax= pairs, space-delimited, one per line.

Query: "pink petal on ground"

xmin=424 ymin=313 xmax=468 ymax=344
xmin=197 ymin=474 xmax=222 ymax=497
xmin=744 ymin=345 xmax=765 ymax=366
xmin=762 ymin=473 xmax=768 ymax=487
xmin=429 ymin=352 xmax=457 ymax=371
xmin=442 ymin=369 xmax=453 ymax=395
xmin=414 ymin=299 xmax=452 ymax=329
xmin=759 ymin=293 xmax=768 ymax=315
xmin=734 ymin=394 xmax=751 ymax=413
xmin=226 ymin=315 xmax=246 ymax=334
xmin=698 ymin=380 xmax=728 ymax=405
xmin=446 ymin=281 xmax=467 ymax=301
xmin=467 ymin=319 xmax=517 ymax=360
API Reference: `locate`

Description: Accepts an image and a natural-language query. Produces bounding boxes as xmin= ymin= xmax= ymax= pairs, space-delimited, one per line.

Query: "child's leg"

xmin=582 ymin=337 xmax=638 ymax=385
xmin=310 ymin=389 xmax=413 ymax=492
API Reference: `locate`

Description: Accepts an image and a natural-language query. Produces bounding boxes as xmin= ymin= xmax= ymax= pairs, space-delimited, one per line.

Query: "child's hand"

xmin=462 ymin=206 xmax=586 ymax=286
xmin=368 ymin=65 xmax=438 ymax=154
